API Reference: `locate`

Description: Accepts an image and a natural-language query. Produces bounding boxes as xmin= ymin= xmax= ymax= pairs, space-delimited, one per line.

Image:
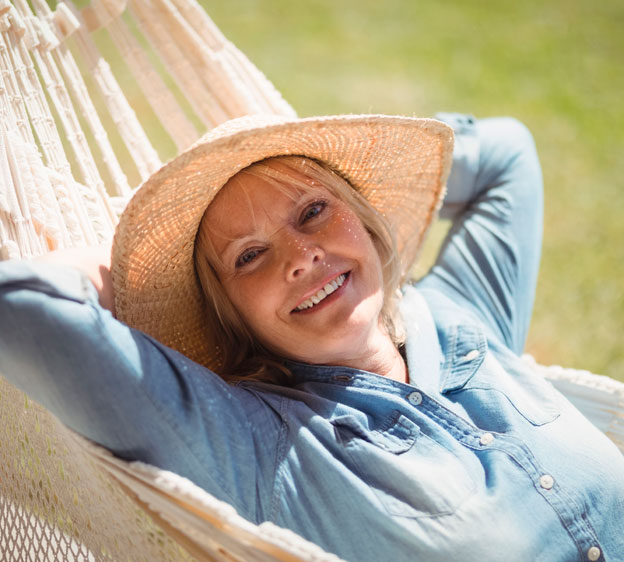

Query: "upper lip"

xmin=291 ymin=271 xmax=349 ymax=312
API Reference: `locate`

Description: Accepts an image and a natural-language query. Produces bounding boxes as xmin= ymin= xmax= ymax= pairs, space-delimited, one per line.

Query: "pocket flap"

xmin=331 ymin=413 xmax=419 ymax=454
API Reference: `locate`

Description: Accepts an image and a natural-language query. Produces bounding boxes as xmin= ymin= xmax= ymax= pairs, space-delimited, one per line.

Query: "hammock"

xmin=0 ymin=1 xmax=622 ymax=560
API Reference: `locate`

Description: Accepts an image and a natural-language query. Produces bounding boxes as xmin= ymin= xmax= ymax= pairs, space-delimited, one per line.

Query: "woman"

xmin=0 ymin=113 xmax=622 ymax=561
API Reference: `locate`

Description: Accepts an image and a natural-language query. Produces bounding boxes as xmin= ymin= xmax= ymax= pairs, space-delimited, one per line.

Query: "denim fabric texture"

xmin=1 ymin=115 xmax=622 ymax=562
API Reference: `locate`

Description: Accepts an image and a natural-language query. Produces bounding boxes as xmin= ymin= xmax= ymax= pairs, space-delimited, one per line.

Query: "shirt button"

xmin=539 ymin=474 xmax=554 ymax=490
xmin=459 ymin=349 xmax=479 ymax=362
xmin=407 ymin=391 xmax=423 ymax=406
xmin=587 ymin=546 xmax=601 ymax=561
xmin=479 ymin=432 xmax=495 ymax=446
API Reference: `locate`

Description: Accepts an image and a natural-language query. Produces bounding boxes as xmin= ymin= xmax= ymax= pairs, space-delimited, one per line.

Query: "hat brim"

xmin=112 ymin=114 xmax=454 ymax=370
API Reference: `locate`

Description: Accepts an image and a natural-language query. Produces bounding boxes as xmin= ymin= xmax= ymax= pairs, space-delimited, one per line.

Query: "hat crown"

xmin=192 ymin=113 xmax=290 ymax=149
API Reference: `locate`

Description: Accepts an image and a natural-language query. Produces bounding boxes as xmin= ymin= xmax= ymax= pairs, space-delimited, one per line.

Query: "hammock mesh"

xmin=0 ymin=381 xmax=195 ymax=562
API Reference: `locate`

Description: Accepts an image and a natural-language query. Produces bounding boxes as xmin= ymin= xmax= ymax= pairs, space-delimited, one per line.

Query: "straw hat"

xmin=111 ymin=114 xmax=454 ymax=370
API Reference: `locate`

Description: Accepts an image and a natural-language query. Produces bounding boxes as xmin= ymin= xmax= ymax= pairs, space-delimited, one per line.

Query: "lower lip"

xmin=292 ymin=272 xmax=350 ymax=315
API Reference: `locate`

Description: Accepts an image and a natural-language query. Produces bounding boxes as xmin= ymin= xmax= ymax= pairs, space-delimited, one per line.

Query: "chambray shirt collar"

xmin=439 ymin=324 xmax=487 ymax=392
xmin=399 ymin=284 xmax=442 ymax=394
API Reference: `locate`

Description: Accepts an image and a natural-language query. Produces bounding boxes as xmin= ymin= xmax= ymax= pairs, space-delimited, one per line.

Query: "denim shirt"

xmin=1 ymin=115 xmax=623 ymax=561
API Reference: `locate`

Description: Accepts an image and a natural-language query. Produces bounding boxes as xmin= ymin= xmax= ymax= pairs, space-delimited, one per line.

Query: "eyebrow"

xmin=208 ymin=185 xmax=262 ymax=262
xmin=211 ymin=184 xmax=324 ymax=262
xmin=218 ymin=232 xmax=255 ymax=262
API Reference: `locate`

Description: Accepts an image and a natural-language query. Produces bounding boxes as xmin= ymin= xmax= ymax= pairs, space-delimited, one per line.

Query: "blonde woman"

xmin=0 ymin=113 xmax=622 ymax=561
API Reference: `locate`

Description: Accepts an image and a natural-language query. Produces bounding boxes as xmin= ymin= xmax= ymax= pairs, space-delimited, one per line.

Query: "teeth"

xmin=296 ymin=274 xmax=346 ymax=311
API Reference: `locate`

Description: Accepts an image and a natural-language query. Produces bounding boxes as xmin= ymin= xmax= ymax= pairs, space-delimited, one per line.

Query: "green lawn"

xmin=200 ymin=0 xmax=623 ymax=380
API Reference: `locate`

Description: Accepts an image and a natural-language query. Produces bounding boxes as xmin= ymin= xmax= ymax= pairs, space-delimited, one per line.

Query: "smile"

xmin=294 ymin=273 xmax=348 ymax=312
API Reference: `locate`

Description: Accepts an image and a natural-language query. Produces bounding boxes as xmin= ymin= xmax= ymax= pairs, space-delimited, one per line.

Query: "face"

xmin=201 ymin=160 xmax=386 ymax=367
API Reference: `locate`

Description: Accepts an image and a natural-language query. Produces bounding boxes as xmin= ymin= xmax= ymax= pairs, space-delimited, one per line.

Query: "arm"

xmin=0 ymin=259 xmax=281 ymax=520
xmin=418 ymin=113 xmax=544 ymax=354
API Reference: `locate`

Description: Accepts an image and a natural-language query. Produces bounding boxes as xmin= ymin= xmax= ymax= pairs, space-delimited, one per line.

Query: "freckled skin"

xmin=202 ymin=164 xmax=392 ymax=369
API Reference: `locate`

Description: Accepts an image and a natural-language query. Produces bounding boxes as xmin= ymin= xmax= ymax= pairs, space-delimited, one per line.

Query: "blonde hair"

xmin=194 ymin=156 xmax=405 ymax=384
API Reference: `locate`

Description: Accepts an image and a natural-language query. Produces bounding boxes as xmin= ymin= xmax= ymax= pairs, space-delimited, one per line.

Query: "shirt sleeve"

xmin=418 ymin=113 xmax=544 ymax=354
xmin=0 ymin=260 xmax=282 ymax=521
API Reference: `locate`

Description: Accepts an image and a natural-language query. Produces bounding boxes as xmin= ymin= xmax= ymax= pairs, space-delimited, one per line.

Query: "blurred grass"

xmin=198 ymin=0 xmax=623 ymax=379
xmin=67 ymin=0 xmax=622 ymax=379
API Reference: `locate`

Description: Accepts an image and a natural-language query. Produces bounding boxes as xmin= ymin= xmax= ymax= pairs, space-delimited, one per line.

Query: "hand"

xmin=35 ymin=242 xmax=116 ymax=315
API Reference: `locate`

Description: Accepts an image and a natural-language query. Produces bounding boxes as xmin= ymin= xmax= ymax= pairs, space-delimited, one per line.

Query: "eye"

xmin=300 ymin=200 xmax=327 ymax=223
xmin=235 ymin=247 xmax=264 ymax=268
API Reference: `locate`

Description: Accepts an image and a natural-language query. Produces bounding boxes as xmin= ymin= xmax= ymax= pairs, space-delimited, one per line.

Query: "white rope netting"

xmin=0 ymin=0 xmax=295 ymax=261
xmin=0 ymin=378 xmax=198 ymax=562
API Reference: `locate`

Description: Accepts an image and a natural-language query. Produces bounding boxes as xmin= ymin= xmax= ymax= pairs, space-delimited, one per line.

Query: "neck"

xmin=367 ymin=337 xmax=408 ymax=384
xmin=335 ymin=331 xmax=408 ymax=384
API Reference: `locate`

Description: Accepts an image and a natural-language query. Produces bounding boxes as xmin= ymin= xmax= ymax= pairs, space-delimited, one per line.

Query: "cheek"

xmin=225 ymin=275 xmax=278 ymax=333
xmin=334 ymin=212 xmax=382 ymax=276
xmin=332 ymin=210 xmax=384 ymax=284
xmin=327 ymin=209 xmax=370 ymax=249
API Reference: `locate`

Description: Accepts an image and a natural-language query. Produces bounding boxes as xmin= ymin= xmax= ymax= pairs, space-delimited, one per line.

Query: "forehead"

xmin=214 ymin=169 xmax=306 ymax=213
xmin=202 ymin=160 xmax=334 ymax=244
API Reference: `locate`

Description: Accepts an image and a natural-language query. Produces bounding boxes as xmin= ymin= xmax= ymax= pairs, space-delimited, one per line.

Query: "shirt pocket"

xmin=463 ymin=354 xmax=561 ymax=427
xmin=331 ymin=412 xmax=476 ymax=519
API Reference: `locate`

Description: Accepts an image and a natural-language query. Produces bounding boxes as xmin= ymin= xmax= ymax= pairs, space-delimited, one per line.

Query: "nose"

xmin=283 ymin=233 xmax=325 ymax=281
